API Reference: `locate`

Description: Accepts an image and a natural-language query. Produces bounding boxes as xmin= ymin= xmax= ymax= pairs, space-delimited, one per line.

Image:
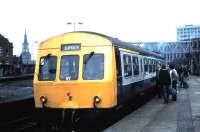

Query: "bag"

xmin=168 ymin=87 xmax=176 ymax=95
xmin=168 ymin=87 xmax=177 ymax=101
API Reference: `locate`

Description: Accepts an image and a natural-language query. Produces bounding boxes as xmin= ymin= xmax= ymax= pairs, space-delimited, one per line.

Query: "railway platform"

xmin=0 ymin=78 xmax=33 ymax=104
xmin=104 ymin=76 xmax=200 ymax=132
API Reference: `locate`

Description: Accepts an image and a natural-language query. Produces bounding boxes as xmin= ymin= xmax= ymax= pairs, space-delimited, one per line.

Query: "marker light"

xmin=94 ymin=96 xmax=101 ymax=104
xmin=40 ymin=96 xmax=47 ymax=104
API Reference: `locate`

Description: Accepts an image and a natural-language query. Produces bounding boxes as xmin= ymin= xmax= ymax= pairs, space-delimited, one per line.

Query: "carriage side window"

xmin=60 ymin=55 xmax=79 ymax=80
xmin=152 ymin=59 xmax=154 ymax=72
xmin=140 ymin=58 xmax=143 ymax=73
xmin=132 ymin=56 xmax=139 ymax=75
xmin=83 ymin=54 xmax=104 ymax=80
xmin=123 ymin=54 xmax=132 ymax=77
xmin=153 ymin=60 xmax=156 ymax=72
xmin=149 ymin=59 xmax=153 ymax=73
xmin=152 ymin=60 xmax=154 ymax=72
xmin=39 ymin=56 xmax=57 ymax=81
xmin=144 ymin=58 xmax=148 ymax=73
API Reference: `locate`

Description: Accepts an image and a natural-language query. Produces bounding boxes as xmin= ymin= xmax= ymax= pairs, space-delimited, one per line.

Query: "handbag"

xmin=168 ymin=87 xmax=177 ymax=95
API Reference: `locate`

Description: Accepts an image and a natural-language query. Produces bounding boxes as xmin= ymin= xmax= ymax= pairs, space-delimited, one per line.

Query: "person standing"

xmin=156 ymin=64 xmax=162 ymax=99
xmin=183 ymin=65 xmax=189 ymax=88
xmin=169 ymin=65 xmax=178 ymax=90
xmin=159 ymin=65 xmax=171 ymax=104
xmin=177 ymin=65 xmax=183 ymax=88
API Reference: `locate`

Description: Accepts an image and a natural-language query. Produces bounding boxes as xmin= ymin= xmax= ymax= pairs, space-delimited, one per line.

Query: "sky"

xmin=1 ymin=0 xmax=200 ymax=59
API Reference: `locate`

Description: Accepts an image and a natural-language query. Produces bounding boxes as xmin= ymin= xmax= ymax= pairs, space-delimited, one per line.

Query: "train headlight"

xmin=94 ymin=96 xmax=101 ymax=104
xmin=40 ymin=96 xmax=47 ymax=104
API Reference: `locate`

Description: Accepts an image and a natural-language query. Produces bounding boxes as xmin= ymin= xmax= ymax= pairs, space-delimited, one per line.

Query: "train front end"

xmin=33 ymin=32 xmax=117 ymax=109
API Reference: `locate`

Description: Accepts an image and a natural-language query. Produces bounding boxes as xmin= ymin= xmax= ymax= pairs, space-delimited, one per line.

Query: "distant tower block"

xmin=21 ymin=29 xmax=31 ymax=64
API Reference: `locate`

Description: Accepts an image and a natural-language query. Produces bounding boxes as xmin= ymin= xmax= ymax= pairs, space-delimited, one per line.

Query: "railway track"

xmin=0 ymin=115 xmax=38 ymax=132
xmin=0 ymin=89 xmax=155 ymax=132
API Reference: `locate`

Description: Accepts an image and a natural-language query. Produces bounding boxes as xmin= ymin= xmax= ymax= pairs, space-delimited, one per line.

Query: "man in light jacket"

xmin=169 ymin=65 xmax=178 ymax=90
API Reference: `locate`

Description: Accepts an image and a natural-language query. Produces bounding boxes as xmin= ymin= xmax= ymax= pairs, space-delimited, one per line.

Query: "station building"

xmin=177 ymin=25 xmax=200 ymax=41
xmin=0 ymin=34 xmax=13 ymax=76
xmin=190 ymin=38 xmax=200 ymax=75
xmin=133 ymin=41 xmax=191 ymax=68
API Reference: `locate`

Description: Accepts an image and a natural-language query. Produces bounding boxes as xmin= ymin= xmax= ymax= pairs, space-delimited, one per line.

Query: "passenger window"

xmin=153 ymin=60 xmax=156 ymax=72
xmin=60 ymin=55 xmax=79 ymax=80
xmin=144 ymin=58 xmax=148 ymax=73
xmin=140 ymin=58 xmax=143 ymax=73
xmin=132 ymin=56 xmax=139 ymax=75
xmin=149 ymin=59 xmax=153 ymax=73
xmin=123 ymin=54 xmax=132 ymax=77
xmin=39 ymin=56 xmax=57 ymax=81
xmin=83 ymin=54 xmax=104 ymax=80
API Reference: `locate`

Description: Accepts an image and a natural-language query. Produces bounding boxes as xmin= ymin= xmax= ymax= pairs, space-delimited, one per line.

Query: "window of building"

xmin=0 ymin=46 xmax=3 ymax=57
xmin=83 ymin=54 xmax=104 ymax=80
xmin=60 ymin=55 xmax=79 ymax=80
xmin=193 ymin=42 xmax=197 ymax=48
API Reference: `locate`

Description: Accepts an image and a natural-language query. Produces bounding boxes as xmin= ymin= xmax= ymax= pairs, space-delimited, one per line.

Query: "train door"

xmin=114 ymin=47 xmax=123 ymax=104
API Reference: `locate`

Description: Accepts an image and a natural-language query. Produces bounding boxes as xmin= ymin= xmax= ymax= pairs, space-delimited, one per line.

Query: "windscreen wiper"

xmin=84 ymin=51 xmax=94 ymax=65
xmin=38 ymin=53 xmax=52 ymax=78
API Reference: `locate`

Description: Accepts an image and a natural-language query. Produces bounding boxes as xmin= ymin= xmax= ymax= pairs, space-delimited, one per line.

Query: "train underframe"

xmin=36 ymin=78 xmax=156 ymax=131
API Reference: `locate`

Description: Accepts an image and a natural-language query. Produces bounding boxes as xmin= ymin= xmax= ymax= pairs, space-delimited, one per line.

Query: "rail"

xmin=0 ymin=115 xmax=37 ymax=132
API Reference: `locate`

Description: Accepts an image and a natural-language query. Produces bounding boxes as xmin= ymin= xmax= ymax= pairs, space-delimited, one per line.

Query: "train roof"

xmin=76 ymin=31 xmax=163 ymax=59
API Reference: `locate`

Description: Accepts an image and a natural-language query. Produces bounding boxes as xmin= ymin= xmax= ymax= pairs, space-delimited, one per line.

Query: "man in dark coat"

xmin=156 ymin=64 xmax=162 ymax=99
xmin=159 ymin=65 xmax=171 ymax=104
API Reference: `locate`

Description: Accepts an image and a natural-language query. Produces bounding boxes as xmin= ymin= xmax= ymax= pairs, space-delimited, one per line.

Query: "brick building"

xmin=0 ymin=34 xmax=13 ymax=76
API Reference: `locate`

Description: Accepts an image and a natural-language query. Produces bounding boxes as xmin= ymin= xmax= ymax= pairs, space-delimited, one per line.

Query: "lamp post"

xmin=33 ymin=41 xmax=38 ymax=60
xmin=67 ymin=22 xmax=83 ymax=31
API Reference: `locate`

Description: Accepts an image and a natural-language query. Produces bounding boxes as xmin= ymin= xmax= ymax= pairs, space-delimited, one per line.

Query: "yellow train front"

xmin=34 ymin=32 xmax=117 ymax=110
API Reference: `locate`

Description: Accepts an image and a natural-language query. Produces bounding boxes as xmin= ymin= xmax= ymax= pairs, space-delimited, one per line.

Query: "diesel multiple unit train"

xmin=33 ymin=31 xmax=164 ymax=128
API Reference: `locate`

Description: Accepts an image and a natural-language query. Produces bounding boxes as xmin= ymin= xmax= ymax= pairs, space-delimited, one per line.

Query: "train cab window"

xmin=60 ymin=55 xmax=79 ymax=80
xmin=123 ymin=55 xmax=132 ymax=77
xmin=83 ymin=54 xmax=104 ymax=80
xmin=39 ymin=56 xmax=57 ymax=81
xmin=132 ymin=56 xmax=139 ymax=75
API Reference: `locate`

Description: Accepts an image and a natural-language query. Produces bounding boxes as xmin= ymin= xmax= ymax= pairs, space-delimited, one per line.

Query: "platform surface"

xmin=0 ymin=80 xmax=33 ymax=104
xmin=104 ymin=76 xmax=200 ymax=132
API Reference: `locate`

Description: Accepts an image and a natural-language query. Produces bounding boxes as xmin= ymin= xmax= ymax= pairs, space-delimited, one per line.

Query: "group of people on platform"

xmin=156 ymin=64 xmax=189 ymax=104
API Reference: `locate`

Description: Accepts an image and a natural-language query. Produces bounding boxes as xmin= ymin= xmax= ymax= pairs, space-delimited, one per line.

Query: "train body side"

xmin=115 ymin=48 xmax=158 ymax=104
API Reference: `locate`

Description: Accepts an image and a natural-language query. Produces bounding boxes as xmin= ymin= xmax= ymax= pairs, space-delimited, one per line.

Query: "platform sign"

xmin=61 ymin=44 xmax=81 ymax=51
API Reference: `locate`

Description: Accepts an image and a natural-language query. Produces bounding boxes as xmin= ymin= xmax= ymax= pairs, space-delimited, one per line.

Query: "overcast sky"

xmin=1 ymin=0 xmax=200 ymax=59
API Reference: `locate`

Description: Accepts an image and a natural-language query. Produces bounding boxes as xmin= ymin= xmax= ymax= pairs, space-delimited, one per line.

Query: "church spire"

xmin=21 ymin=28 xmax=31 ymax=64
xmin=24 ymin=29 xmax=28 ymax=45
xmin=22 ymin=29 xmax=29 ymax=53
